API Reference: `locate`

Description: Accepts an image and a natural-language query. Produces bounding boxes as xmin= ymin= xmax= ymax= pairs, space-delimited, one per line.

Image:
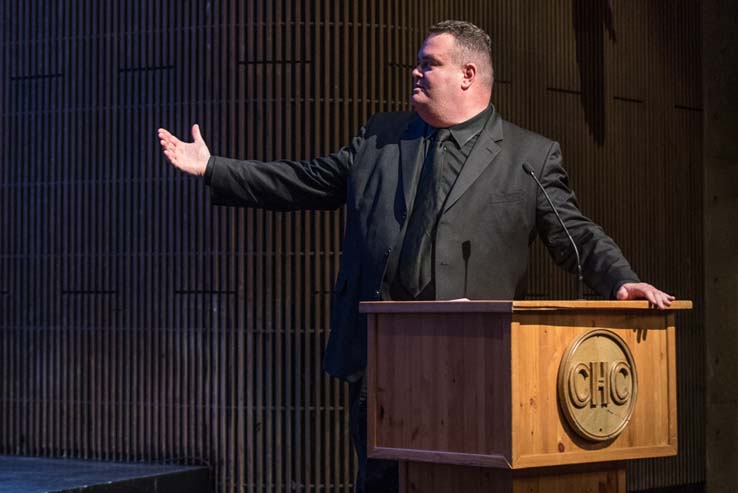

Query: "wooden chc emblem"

xmin=557 ymin=330 xmax=638 ymax=442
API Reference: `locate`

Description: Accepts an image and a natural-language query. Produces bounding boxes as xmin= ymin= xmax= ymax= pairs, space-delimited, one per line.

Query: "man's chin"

xmin=411 ymin=92 xmax=427 ymax=106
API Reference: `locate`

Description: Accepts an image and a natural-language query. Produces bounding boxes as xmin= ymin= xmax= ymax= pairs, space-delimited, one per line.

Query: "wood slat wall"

xmin=0 ymin=1 xmax=703 ymax=491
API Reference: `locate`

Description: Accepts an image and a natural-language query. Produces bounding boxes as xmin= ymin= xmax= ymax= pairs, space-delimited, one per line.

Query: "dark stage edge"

xmin=0 ymin=455 xmax=209 ymax=493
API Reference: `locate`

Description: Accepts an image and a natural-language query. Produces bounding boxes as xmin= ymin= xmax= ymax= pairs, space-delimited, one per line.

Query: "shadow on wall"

xmin=573 ymin=0 xmax=617 ymax=146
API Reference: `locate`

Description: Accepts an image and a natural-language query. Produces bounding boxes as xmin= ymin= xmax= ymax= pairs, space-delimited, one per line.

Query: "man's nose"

xmin=411 ymin=64 xmax=422 ymax=79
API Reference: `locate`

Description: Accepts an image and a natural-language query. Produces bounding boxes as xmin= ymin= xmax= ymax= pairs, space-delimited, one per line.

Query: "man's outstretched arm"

xmin=157 ymin=122 xmax=362 ymax=211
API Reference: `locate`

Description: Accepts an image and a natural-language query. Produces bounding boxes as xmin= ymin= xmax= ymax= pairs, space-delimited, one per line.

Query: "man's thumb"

xmin=192 ymin=123 xmax=203 ymax=143
xmin=616 ymin=285 xmax=630 ymax=300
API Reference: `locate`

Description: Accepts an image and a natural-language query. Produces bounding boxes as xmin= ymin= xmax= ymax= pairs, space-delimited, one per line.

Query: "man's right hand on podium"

xmin=616 ymin=282 xmax=675 ymax=310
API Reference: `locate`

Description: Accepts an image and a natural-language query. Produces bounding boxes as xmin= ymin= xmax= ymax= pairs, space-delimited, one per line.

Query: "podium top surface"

xmin=359 ymin=299 xmax=693 ymax=313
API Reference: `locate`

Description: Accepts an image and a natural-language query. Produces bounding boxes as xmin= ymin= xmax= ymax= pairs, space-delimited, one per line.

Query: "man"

xmin=158 ymin=20 xmax=673 ymax=492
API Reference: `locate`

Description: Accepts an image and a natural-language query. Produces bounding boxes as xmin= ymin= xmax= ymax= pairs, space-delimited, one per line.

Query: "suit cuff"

xmin=204 ymin=156 xmax=216 ymax=185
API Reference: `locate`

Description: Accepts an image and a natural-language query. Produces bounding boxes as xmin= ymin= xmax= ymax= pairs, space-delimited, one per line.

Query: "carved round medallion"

xmin=557 ymin=329 xmax=638 ymax=442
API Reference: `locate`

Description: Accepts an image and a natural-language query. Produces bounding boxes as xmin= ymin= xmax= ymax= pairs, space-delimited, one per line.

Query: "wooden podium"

xmin=360 ymin=300 xmax=692 ymax=492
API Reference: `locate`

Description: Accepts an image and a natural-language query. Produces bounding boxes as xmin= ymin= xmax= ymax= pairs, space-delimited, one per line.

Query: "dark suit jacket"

xmin=206 ymin=107 xmax=639 ymax=380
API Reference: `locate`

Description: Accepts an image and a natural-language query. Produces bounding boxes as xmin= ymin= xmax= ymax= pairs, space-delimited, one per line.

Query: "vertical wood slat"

xmin=0 ymin=1 xmax=703 ymax=491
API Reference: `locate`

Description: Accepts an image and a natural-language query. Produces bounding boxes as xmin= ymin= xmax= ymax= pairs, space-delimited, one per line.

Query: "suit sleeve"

xmin=204 ymin=118 xmax=371 ymax=211
xmin=535 ymin=142 xmax=640 ymax=298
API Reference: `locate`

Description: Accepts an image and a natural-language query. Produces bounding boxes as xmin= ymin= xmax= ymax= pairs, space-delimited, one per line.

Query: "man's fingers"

xmin=163 ymin=149 xmax=179 ymax=166
xmin=157 ymin=128 xmax=186 ymax=150
xmin=160 ymin=139 xmax=175 ymax=151
xmin=644 ymin=289 xmax=658 ymax=307
xmin=157 ymin=128 xmax=175 ymax=141
xmin=644 ymin=287 xmax=673 ymax=309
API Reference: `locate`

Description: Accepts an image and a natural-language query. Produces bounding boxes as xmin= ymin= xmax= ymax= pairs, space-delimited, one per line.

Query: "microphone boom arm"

xmin=522 ymin=163 xmax=585 ymax=300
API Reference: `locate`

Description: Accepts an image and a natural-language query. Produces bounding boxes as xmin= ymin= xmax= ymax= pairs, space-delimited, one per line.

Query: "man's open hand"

xmin=616 ymin=282 xmax=675 ymax=309
xmin=157 ymin=124 xmax=211 ymax=176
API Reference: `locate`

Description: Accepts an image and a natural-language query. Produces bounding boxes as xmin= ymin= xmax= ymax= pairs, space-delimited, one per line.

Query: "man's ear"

xmin=461 ymin=63 xmax=477 ymax=89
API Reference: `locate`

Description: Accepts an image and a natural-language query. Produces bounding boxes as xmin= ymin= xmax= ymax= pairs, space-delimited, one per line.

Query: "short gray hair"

xmin=428 ymin=20 xmax=494 ymax=85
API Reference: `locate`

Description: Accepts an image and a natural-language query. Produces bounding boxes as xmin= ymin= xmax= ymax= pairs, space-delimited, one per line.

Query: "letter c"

xmin=610 ymin=361 xmax=632 ymax=405
xmin=569 ymin=362 xmax=591 ymax=408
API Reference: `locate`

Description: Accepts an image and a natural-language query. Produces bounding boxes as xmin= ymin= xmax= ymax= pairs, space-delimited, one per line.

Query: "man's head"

xmin=411 ymin=20 xmax=494 ymax=127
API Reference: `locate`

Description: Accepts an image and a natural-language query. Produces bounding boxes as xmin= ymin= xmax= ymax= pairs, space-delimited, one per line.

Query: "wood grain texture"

xmin=511 ymin=311 xmax=678 ymax=467
xmin=368 ymin=312 xmax=513 ymax=463
xmin=367 ymin=303 xmax=683 ymax=470
xmin=360 ymin=300 xmax=693 ymax=313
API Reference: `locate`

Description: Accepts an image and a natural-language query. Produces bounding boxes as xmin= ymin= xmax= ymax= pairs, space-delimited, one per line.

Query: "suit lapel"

xmin=443 ymin=110 xmax=504 ymax=213
xmin=399 ymin=115 xmax=427 ymax=211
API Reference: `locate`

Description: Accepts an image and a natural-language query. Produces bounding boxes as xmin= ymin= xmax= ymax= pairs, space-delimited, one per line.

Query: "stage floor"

xmin=0 ymin=455 xmax=209 ymax=493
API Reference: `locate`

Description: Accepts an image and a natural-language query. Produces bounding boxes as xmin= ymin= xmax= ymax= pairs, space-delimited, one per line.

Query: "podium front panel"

xmin=510 ymin=310 xmax=677 ymax=468
xmin=367 ymin=310 xmax=513 ymax=468
xmin=363 ymin=301 xmax=684 ymax=469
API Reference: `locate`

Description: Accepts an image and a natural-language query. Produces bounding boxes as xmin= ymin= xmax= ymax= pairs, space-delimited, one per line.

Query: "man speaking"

xmin=158 ymin=20 xmax=673 ymax=493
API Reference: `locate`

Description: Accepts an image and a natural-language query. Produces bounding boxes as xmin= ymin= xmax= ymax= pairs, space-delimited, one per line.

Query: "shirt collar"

xmin=436 ymin=105 xmax=493 ymax=147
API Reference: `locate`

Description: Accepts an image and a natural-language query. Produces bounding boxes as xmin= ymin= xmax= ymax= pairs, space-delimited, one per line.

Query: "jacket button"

xmin=375 ymin=290 xmax=381 ymax=299
xmin=384 ymin=248 xmax=392 ymax=257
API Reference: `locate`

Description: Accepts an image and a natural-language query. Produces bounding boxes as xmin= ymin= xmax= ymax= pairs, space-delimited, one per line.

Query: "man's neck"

xmin=418 ymin=100 xmax=491 ymax=128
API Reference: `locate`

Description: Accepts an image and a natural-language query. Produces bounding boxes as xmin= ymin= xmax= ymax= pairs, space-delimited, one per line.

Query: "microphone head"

xmin=462 ymin=240 xmax=471 ymax=260
xmin=522 ymin=162 xmax=534 ymax=175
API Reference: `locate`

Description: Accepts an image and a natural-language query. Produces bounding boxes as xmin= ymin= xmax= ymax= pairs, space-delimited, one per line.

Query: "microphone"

xmin=462 ymin=241 xmax=471 ymax=298
xmin=521 ymin=162 xmax=584 ymax=300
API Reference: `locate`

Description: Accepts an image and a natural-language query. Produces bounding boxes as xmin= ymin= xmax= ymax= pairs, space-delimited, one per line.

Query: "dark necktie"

xmin=397 ymin=128 xmax=452 ymax=298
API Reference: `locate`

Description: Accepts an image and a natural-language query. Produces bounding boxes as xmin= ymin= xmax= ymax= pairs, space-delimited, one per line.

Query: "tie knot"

xmin=434 ymin=128 xmax=451 ymax=144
